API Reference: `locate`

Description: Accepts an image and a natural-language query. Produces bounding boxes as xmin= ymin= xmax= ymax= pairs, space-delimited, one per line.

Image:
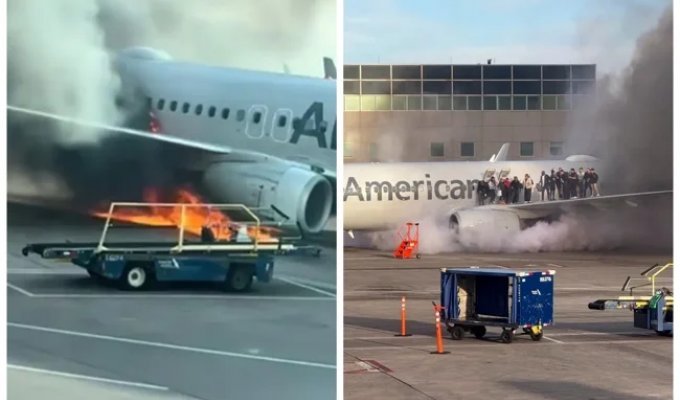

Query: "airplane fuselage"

xmin=344 ymin=160 xmax=601 ymax=230
xmin=120 ymin=55 xmax=337 ymax=174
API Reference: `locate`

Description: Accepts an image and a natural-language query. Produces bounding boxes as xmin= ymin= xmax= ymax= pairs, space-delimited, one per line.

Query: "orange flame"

xmin=91 ymin=188 xmax=279 ymax=242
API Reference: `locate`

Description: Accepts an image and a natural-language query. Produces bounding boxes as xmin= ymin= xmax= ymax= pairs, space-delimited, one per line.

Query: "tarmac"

xmin=7 ymin=203 xmax=337 ymax=400
xmin=344 ymin=248 xmax=673 ymax=400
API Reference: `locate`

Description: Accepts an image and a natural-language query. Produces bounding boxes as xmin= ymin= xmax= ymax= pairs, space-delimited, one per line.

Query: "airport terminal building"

xmin=343 ymin=64 xmax=596 ymax=162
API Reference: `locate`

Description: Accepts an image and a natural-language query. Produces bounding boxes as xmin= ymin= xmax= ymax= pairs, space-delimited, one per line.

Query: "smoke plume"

xmin=8 ymin=0 xmax=335 ymax=207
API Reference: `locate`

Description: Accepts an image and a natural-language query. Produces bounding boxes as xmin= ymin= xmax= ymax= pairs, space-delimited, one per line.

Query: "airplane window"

xmin=157 ymin=99 xmax=165 ymax=110
xmin=237 ymin=110 xmax=245 ymax=121
xmin=182 ymin=102 xmax=190 ymax=113
xmin=170 ymin=101 xmax=177 ymax=111
xmin=195 ymin=104 xmax=203 ymax=115
xmin=277 ymin=115 xmax=287 ymax=127
xmin=253 ymin=112 xmax=262 ymax=124
xmin=208 ymin=106 xmax=216 ymax=117
xmin=221 ymin=108 xmax=230 ymax=119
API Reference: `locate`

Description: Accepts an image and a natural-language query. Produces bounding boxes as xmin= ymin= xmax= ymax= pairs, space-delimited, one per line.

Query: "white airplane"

xmin=343 ymin=145 xmax=671 ymax=237
xmin=8 ymin=47 xmax=337 ymax=234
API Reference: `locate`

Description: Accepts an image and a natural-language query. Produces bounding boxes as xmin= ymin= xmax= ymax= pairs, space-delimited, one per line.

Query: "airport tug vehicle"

xmin=588 ymin=263 xmax=673 ymax=336
xmin=440 ymin=267 xmax=555 ymax=344
xmin=22 ymin=202 xmax=304 ymax=292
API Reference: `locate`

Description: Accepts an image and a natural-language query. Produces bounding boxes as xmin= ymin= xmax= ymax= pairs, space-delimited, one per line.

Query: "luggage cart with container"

xmin=440 ymin=267 xmax=555 ymax=343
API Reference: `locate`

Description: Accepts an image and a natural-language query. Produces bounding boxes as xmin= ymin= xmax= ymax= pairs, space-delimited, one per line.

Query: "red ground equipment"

xmin=393 ymin=222 xmax=420 ymax=259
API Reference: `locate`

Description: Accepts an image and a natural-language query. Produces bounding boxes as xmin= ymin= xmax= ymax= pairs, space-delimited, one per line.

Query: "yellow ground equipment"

xmin=588 ymin=263 xmax=672 ymax=336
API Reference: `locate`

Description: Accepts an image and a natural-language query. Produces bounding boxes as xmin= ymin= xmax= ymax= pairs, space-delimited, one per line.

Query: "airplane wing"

xmin=8 ymin=105 xmax=336 ymax=233
xmin=489 ymin=143 xmax=509 ymax=162
xmin=479 ymin=190 xmax=672 ymax=220
xmin=8 ymin=105 xmax=336 ymax=180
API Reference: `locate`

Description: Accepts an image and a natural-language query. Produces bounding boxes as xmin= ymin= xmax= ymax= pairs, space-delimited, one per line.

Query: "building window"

xmin=369 ymin=142 xmax=379 ymax=161
xmin=362 ymin=81 xmax=391 ymax=95
xmin=392 ymin=81 xmax=421 ymax=95
xmin=542 ymin=96 xmax=557 ymax=110
xmin=169 ymin=101 xmax=178 ymax=111
xmin=461 ymin=142 xmax=475 ymax=157
xmin=344 ymin=95 xmax=360 ymax=111
xmin=550 ymin=141 xmax=563 ymax=156
xmin=498 ymin=96 xmax=511 ymax=110
xmin=423 ymin=81 xmax=451 ymax=95
xmin=483 ymin=65 xmax=511 ymax=79
xmin=360 ymin=95 xmax=391 ymax=111
xmin=520 ymin=142 xmax=534 ymax=157
xmin=392 ymin=65 xmax=421 ymax=79
xmin=423 ymin=96 xmax=437 ymax=110
xmin=221 ymin=108 xmax=230 ymax=119
xmin=361 ymin=65 xmax=390 ymax=79
xmin=430 ymin=142 xmax=444 ymax=157
xmin=344 ymin=81 xmax=361 ymax=95
xmin=452 ymin=96 xmax=467 ymax=110
xmin=453 ymin=65 xmax=481 ymax=79
xmin=195 ymin=104 xmax=203 ymax=115
xmin=513 ymin=96 xmax=527 ymax=110
xmin=543 ymin=65 xmax=570 ymax=79
xmin=572 ymin=65 xmax=596 ymax=80
xmin=344 ymin=141 xmax=353 ymax=158
xmin=344 ymin=65 xmax=360 ymax=79
xmin=438 ymin=96 xmax=452 ymax=110
xmin=527 ymin=96 xmax=541 ymax=110
xmin=483 ymin=81 xmax=511 ymax=94
xmin=208 ymin=106 xmax=216 ymax=117
xmin=157 ymin=99 xmax=165 ymax=110
xmin=513 ymin=81 xmax=541 ymax=94
xmin=483 ymin=96 xmax=497 ymax=110
xmin=453 ymin=81 xmax=482 ymax=95
xmin=392 ymin=96 xmax=407 ymax=110
xmin=236 ymin=110 xmax=245 ymax=121
xmin=423 ymin=65 xmax=452 ymax=79
xmin=407 ymin=96 xmax=422 ymax=110
xmin=557 ymin=95 xmax=571 ymax=110
xmin=543 ymin=81 xmax=571 ymax=95
xmin=513 ymin=65 xmax=541 ymax=79
xmin=468 ymin=96 xmax=482 ymax=110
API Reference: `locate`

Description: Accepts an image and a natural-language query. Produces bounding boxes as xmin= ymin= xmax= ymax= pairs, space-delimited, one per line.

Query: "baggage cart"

xmin=440 ymin=267 xmax=555 ymax=343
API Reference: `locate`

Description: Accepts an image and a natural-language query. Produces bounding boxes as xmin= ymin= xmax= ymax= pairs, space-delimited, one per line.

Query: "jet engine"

xmin=448 ymin=209 xmax=521 ymax=237
xmin=202 ymin=163 xmax=333 ymax=234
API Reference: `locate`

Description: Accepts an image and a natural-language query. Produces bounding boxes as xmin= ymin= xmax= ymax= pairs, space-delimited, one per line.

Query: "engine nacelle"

xmin=202 ymin=163 xmax=333 ymax=234
xmin=449 ymin=209 xmax=521 ymax=238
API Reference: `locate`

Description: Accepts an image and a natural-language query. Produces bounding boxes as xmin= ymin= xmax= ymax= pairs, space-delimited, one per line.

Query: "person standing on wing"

xmin=523 ymin=174 xmax=534 ymax=203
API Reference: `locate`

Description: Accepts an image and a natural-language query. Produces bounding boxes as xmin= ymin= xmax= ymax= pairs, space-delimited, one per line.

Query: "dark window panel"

xmin=169 ymin=101 xmax=177 ymax=111
xmin=361 ymin=65 xmax=390 ymax=79
xmin=498 ymin=96 xmax=511 ymax=110
xmin=157 ymin=99 xmax=165 ymax=110
xmin=461 ymin=142 xmax=475 ymax=157
xmin=195 ymin=104 xmax=203 ymax=115
xmin=452 ymin=81 xmax=481 ymax=94
xmin=483 ymin=96 xmax=497 ymax=110
xmin=527 ymin=96 xmax=541 ymax=110
xmin=423 ymin=96 xmax=437 ymax=110
xmin=222 ymin=108 xmax=230 ymax=119
xmin=513 ymin=96 xmax=527 ymax=110
xmin=423 ymin=80 xmax=451 ymax=95
xmin=430 ymin=142 xmax=444 ymax=157
xmin=392 ymin=65 xmax=421 ymax=79
xmin=423 ymin=65 xmax=451 ymax=79
xmin=513 ymin=65 xmax=541 ymax=79
xmin=513 ymin=81 xmax=541 ymax=94
xmin=392 ymin=80 xmax=421 ymax=95
xmin=520 ymin=142 xmax=534 ymax=156
xmin=543 ymin=81 xmax=571 ymax=95
xmin=453 ymin=65 xmax=481 ymax=79
xmin=572 ymin=80 xmax=595 ymax=94
xmin=182 ymin=102 xmax=190 ymax=113
xmin=362 ymin=81 xmax=391 ymax=94
xmin=571 ymin=65 xmax=596 ymax=80
xmin=483 ymin=65 xmax=511 ymax=79
xmin=483 ymin=81 xmax=511 ymax=94
xmin=344 ymin=65 xmax=360 ymax=79
xmin=208 ymin=106 xmax=216 ymax=117
xmin=543 ymin=65 xmax=570 ymax=79
xmin=468 ymin=96 xmax=482 ymax=110
xmin=344 ymin=81 xmax=361 ymax=94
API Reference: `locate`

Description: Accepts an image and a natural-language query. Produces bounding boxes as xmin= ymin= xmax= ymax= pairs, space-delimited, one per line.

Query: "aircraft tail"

xmin=323 ymin=57 xmax=337 ymax=79
xmin=490 ymin=143 xmax=510 ymax=162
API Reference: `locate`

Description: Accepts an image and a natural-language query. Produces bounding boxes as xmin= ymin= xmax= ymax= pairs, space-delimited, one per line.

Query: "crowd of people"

xmin=476 ymin=167 xmax=600 ymax=205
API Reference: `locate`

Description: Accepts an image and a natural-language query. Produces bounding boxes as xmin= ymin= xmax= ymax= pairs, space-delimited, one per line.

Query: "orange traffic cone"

xmin=394 ymin=296 xmax=412 ymax=337
xmin=431 ymin=302 xmax=450 ymax=355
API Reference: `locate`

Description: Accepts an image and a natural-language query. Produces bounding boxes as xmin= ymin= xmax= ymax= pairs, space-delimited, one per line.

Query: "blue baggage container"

xmin=440 ymin=267 xmax=555 ymax=343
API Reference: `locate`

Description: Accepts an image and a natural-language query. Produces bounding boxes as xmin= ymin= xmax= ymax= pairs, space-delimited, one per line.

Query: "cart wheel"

xmin=471 ymin=326 xmax=486 ymax=339
xmin=226 ymin=264 xmax=253 ymax=292
xmin=529 ymin=331 xmax=543 ymax=341
xmin=120 ymin=264 xmax=149 ymax=291
xmin=415 ymin=253 xmax=421 ymax=259
xmin=450 ymin=326 xmax=465 ymax=340
xmin=500 ymin=329 xmax=514 ymax=344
